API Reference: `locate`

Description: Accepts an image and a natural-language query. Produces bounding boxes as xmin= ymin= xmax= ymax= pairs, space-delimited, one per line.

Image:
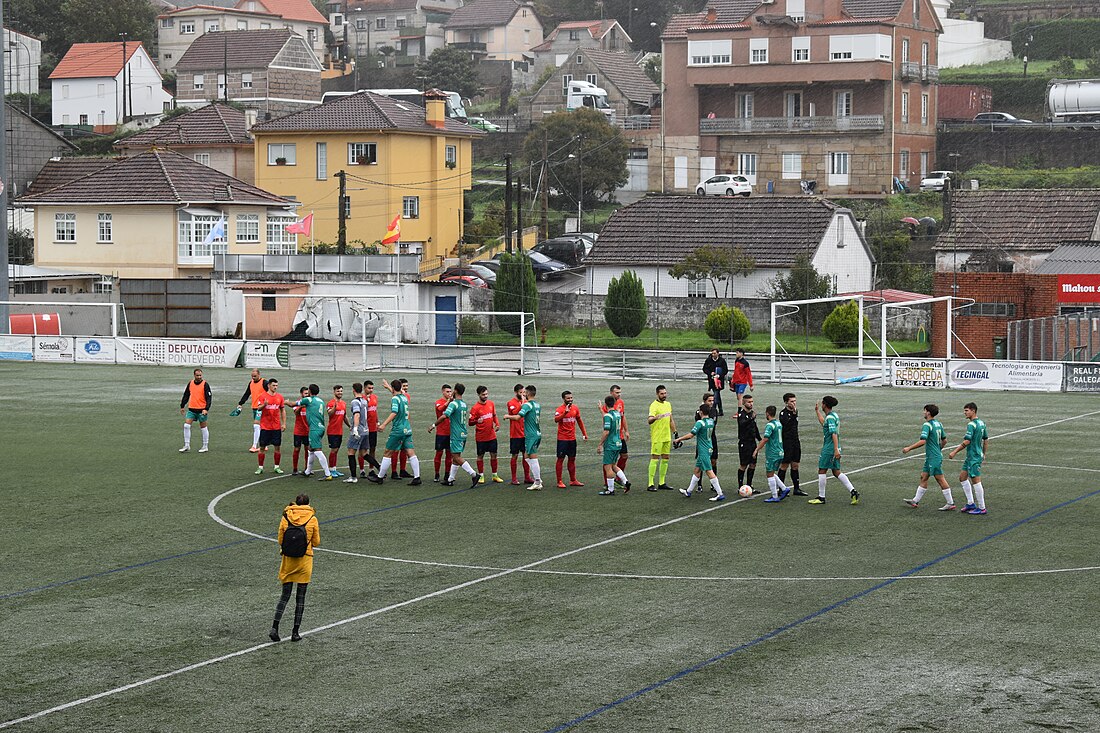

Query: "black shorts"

xmin=556 ymin=439 xmax=577 ymax=458
xmin=738 ymin=443 xmax=757 ymax=467
xmin=619 ymin=440 xmax=628 ymax=455
xmin=782 ymin=442 xmax=802 ymax=464
xmin=327 ymin=434 xmax=343 ymax=450
xmin=510 ymin=437 xmax=526 ymax=455
xmin=435 ymin=434 xmax=451 ymax=452
xmin=368 ymin=432 xmax=378 ymax=451
xmin=476 ymin=439 xmax=498 ymax=455
xmin=293 ymin=434 xmax=309 ymax=448
xmin=259 ymin=429 xmax=282 ymax=448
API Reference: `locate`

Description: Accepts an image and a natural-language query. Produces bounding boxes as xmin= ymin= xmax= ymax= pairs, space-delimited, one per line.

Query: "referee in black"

xmin=736 ymin=394 xmax=761 ymax=493
xmin=777 ymin=392 xmax=808 ymax=496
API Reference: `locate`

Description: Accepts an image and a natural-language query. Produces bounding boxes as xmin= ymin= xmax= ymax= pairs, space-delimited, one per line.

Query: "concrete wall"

xmin=6 ymin=109 xmax=74 ymax=198
xmin=937 ymin=128 xmax=1100 ymax=171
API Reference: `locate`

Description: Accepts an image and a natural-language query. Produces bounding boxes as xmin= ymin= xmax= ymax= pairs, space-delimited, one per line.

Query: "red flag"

xmin=285 ymin=213 xmax=313 ymax=236
xmin=381 ymin=214 xmax=401 ymax=245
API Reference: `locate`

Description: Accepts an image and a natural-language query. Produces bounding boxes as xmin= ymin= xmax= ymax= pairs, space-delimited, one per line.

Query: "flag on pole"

xmin=203 ymin=216 xmax=226 ymax=244
xmin=285 ymin=213 xmax=313 ymax=236
xmin=381 ymin=214 xmax=401 ymax=245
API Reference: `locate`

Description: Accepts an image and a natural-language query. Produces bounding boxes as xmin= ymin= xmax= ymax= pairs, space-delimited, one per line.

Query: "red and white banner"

xmin=1057 ymin=275 xmax=1100 ymax=303
xmin=285 ymin=213 xmax=313 ymax=236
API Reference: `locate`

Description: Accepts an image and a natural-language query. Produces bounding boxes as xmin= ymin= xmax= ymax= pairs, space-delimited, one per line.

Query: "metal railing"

xmin=617 ymin=115 xmax=659 ymax=130
xmin=900 ymin=62 xmax=938 ymax=81
xmin=213 ymin=253 xmax=421 ymax=275
xmin=1008 ymin=313 xmax=1100 ymax=362
xmin=700 ymin=115 xmax=885 ymax=134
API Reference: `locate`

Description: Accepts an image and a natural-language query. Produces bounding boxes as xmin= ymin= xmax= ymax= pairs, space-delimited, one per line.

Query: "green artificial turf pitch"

xmin=3 ymin=362 xmax=1100 ymax=732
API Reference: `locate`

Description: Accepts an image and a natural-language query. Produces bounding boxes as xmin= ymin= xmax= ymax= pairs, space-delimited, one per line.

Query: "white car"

xmin=696 ymin=174 xmax=752 ymax=197
xmin=919 ymin=170 xmax=953 ymax=192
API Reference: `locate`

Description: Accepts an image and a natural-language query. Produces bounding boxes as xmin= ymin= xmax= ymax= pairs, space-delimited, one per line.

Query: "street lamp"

xmin=568 ymin=151 xmax=583 ymax=232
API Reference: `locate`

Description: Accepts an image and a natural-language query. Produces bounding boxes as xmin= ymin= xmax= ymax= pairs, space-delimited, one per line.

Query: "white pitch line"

xmin=8 ymin=408 xmax=1100 ymax=730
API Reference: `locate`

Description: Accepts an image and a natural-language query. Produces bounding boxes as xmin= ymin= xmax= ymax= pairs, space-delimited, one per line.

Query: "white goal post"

xmin=769 ymin=294 xmax=874 ymax=380
xmin=876 ymin=295 xmax=975 ymax=381
xmin=1 ymin=300 xmax=125 ymax=337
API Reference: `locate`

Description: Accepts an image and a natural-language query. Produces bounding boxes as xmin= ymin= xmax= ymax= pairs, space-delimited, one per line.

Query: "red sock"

xmin=258 ymin=453 xmax=265 ymax=466
xmin=477 ymin=457 xmax=484 ymax=473
xmin=555 ymin=457 xmax=564 ymax=483
xmin=274 ymin=451 xmax=281 ymax=465
xmin=510 ymin=455 xmax=517 ymax=481
xmin=446 ymin=450 xmax=454 ymax=469
xmin=617 ymin=455 xmax=628 ymax=471
xmin=524 ymin=459 xmax=532 ymax=482
xmin=292 ymin=447 xmax=300 ymax=472
xmin=359 ymin=455 xmax=365 ymax=470
xmin=491 ymin=457 xmax=498 ymax=473
xmin=568 ymin=457 xmax=577 ymax=480
xmin=400 ymin=452 xmax=408 ymax=471
xmin=434 ymin=451 xmax=443 ymax=475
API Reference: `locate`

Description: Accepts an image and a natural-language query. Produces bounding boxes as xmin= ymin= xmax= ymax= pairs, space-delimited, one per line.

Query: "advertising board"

xmin=0 ymin=335 xmax=33 ymax=361
xmin=891 ymin=359 xmax=947 ymax=388
xmin=75 ymin=337 xmax=117 ymax=363
xmin=117 ymin=338 xmax=243 ymax=368
xmin=948 ymin=360 xmax=1064 ymax=392
xmin=1065 ymin=363 xmax=1100 ymax=392
xmin=33 ymin=336 xmax=75 ymax=362
xmin=242 ymin=341 xmax=290 ymax=368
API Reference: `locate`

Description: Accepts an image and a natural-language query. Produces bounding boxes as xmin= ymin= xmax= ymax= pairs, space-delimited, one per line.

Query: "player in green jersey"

xmin=504 ymin=385 xmax=544 ymax=490
xmin=431 ymin=383 xmax=481 ymax=488
xmin=809 ymin=395 xmax=859 ymax=505
xmin=597 ymin=394 xmax=632 ymax=495
xmin=902 ymin=404 xmax=956 ymax=511
xmin=754 ymin=405 xmax=791 ymax=503
xmin=673 ymin=403 xmax=725 ymax=502
xmin=366 ymin=376 xmax=421 ymax=485
xmin=300 ymin=384 xmax=333 ymax=480
xmin=948 ymin=401 xmax=989 ymax=515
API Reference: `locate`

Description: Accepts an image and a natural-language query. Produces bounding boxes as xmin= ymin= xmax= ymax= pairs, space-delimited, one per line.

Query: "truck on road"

xmin=1046 ymin=79 xmax=1100 ymax=125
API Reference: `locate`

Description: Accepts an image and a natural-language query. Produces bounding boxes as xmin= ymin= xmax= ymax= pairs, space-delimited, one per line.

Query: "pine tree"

xmin=492 ymin=251 xmax=538 ymax=336
xmin=604 ymin=270 xmax=647 ymax=338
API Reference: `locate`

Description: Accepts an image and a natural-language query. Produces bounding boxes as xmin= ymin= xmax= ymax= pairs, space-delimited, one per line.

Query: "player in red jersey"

xmin=553 ymin=390 xmax=587 ymax=488
xmin=291 ymin=386 xmax=310 ymax=474
xmin=598 ymin=384 xmax=630 ymax=477
xmin=255 ymin=378 xmax=286 ymax=474
xmin=469 ymin=385 xmax=503 ymax=483
xmin=433 ymin=384 xmax=454 ymax=482
xmin=506 ymin=383 xmax=532 ymax=485
xmin=325 ymin=386 xmax=350 ymax=477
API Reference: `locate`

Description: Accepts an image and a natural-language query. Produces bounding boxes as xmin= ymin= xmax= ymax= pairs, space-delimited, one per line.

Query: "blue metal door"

xmin=435 ymin=295 xmax=457 ymax=345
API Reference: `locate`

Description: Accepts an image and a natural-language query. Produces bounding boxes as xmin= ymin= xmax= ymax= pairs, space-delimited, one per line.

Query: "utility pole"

xmin=222 ymin=31 xmax=229 ymax=104
xmin=515 ymin=178 xmax=523 ymax=252
xmin=335 ymin=169 xmax=347 ymax=253
xmin=540 ymin=133 xmax=549 ymax=241
xmin=504 ymin=153 xmax=513 ymax=253
xmin=0 ymin=0 xmax=9 ymax=328
xmin=120 ymin=34 xmax=128 ymax=123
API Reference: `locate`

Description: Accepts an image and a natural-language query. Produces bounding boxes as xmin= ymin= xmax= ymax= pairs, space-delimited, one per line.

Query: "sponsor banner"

xmin=117 ymin=338 xmax=244 ymax=368
xmin=75 ymin=337 xmax=116 ymax=363
xmin=1065 ymin=363 xmax=1100 ymax=392
xmin=891 ymin=358 xmax=947 ymax=388
xmin=0 ymin=335 xmax=33 ymax=361
xmin=948 ymin=359 xmax=1064 ymax=392
xmin=34 ymin=336 xmax=75 ymax=362
xmin=242 ymin=341 xmax=290 ymax=369
xmin=1057 ymin=275 xmax=1100 ymax=303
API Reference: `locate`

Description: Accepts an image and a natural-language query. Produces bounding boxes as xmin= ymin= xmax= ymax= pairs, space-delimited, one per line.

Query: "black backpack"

xmin=281 ymin=511 xmax=312 ymax=558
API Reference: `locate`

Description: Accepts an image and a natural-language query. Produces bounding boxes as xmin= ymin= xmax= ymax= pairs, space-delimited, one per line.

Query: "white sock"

xmin=462 ymin=461 xmax=476 ymax=476
xmin=768 ymin=475 xmax=779 ymax=498
xmin=606 ymin=477 xmax=615 ymax=492
xmin=448 ymin=463 xmax=458 ymax=481
xmin=837 ymin=473 xmax=856 ymax=493
xmin=961 ymin=480 xmax=974 ymax=504
xmin=182 ymin=423 xmax=191 ymax=447
xmin=200 ymin=427 xmax=209 ymax=447
xmin=942 ymin=487 xmax=954 ymax=505
xmin=973 ymin=482 xmax=985 ymax=509
xmin=408 ymin=455 xmax=420 ymax=478
xmin=614 ymin=468 xmax=627 ymax=484
xmin=252 ymin=423 xmax=260 ymax=448
xmin=687 ymin=474 xmax=700 ymax=495
xmin=305 ymin=453 xmax=314 ymax=473
xmin=817 ymin=473 xmax=827 ymax=498
xmin=378 ymin=456 xmax=391 ymax=478
xmin=914 ymin=486 xmax=927 ymax=503
xmin=710 ymin=477 xmax=722 ymax=496
xmin=315 ymin=451 xmax=331 ymax=477
xmin=527 ymin=459 xmax=541 ymax=481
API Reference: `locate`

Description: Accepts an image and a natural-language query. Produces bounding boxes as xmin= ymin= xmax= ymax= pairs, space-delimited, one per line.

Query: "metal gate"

xmin=119 ymin=279 xmax=211 ymax=337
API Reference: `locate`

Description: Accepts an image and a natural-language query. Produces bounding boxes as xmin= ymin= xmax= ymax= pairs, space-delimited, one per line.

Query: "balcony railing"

xmin=617 ymin=115 xmax=659 ymax=130
xmin=900 ymin=61 xmax=938 ymax=82
xmin=922 ymin=65 xmax=939 ymax=82
xmin=700 ymin=115 xmax=885 ymax=135
xmin=213 ymin=253 xmax=421 ymax=275
xmin=397 ymin=25 xmax=427 ymax=37
xmin=450 ymin=41 xmax=487 ymax=52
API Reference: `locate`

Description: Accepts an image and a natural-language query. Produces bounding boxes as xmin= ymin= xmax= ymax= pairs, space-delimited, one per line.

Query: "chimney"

xmin=244 ymin=109 xmax=258 ymax=129
xmin=424 ymin=88 xmax=447 ymax=129
xmin=704 ymin=6 xmax=718 ymax=23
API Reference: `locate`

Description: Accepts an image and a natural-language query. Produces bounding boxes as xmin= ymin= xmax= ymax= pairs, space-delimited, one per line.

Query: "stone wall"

xmin=938 ymin=128 xmax=1100 ymax=171
xmin=969 ymin=0 xmax=1100 ymax=39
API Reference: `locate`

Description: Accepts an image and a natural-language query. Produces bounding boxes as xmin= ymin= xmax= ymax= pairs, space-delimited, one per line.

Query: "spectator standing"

xmin=702 ymin=350 xmax=729 ymax=417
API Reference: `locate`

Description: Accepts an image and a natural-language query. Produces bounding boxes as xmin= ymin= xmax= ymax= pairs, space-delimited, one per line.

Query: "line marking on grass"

xmin=541 ymin=486 xmax=1100 ymax=733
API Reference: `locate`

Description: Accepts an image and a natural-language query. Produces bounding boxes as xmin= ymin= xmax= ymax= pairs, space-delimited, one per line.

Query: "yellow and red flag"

xmin=381 ymin=214 xmax=401 ymax=245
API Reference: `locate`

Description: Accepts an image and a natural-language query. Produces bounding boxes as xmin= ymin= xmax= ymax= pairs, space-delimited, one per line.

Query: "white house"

xmin=4 ymin=27 xmax=42 ymax=95
xmin=49 ymin=42 xmax=173 ymax=130
xmin=584 ymin=196 xmax=875 ymax=297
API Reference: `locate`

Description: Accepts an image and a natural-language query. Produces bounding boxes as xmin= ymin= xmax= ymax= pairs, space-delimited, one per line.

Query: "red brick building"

xmin=931 ymin=272 xmax=1058 ymax=359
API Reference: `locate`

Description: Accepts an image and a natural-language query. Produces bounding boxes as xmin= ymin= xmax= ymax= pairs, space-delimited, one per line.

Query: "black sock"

xmin=349 ymin=455 xmax=357 ymax=475
xmin=791 ymin=469 xmax=800 ymax=490
xmin=746 ymin=466 xmax=756 ymax=486
xmin=777 ymin=468 xmax=787 ymax=482
xmin=737 ymin=468 xmax=745 ymax=486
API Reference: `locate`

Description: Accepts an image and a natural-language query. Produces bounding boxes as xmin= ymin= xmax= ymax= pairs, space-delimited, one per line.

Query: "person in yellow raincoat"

xmin=269 ymin=494 xmax=320 ymax=642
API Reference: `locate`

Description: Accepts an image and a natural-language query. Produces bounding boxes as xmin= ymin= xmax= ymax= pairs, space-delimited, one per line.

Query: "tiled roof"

xmin=175 ymin=28 xmax=297 ymax=70
xmin=842 ymin=0 xmax=905 ymax=18
xmin=239 ymin=0 xmax=327 ymax=24
xmin=1034 ymin=241 xmax=1100 ymax=275
xmin=49 ymin=43 xmax=142 ymax=80
xmin=444 ymin=0 xmax=526 ymax=29
xmin=583 ymin=49 xmax=659 ymax=107
xmin=7 ymin=104 xmax=78 ymax=149
xmin=250 ymin=90 xmax=483 ymax=136
xmin=662 ymin=0 xmax=904 ymax=35
xmin=587 ymin=195 xmax=851 ymax=267
xmin=25 ymin=158 xmax=118 ymax=197
xmin=158 ymin=4 xmax=278 ymax=17
xmin=662 ymin=12 xmax=707 ymax=38
xmin=550 ymin=19 xmax=622 ymax=40
xmin=18 ymin=149 xmax=290 ymax=205
xmin=117 ymin=104 xmax=252 ymax=148
xmin=934 ymin=190 xmax=1100 ymax=252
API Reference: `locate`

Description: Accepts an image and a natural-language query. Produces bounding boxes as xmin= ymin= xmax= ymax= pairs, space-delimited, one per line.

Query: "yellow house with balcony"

xmin=250 ymin=89 xmax=482 ymax=268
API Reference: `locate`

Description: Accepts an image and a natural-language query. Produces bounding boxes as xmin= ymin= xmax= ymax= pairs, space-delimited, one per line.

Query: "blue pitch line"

xmin=3 ymin=482 xmax=482 ymax=602
xmin=544 ymin=487 xmax=1100 ymax=733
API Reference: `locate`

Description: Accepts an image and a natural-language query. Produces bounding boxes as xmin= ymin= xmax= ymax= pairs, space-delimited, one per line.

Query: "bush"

xmin=492 ymin=252 xmax=538 ymax=335
xmin=604 ymin=270 xmax=647 ymax=338
xmin=822 ymin=300 xmax=870 ymax=347
xmin=704 ymin=305 xmax=751 ymax=343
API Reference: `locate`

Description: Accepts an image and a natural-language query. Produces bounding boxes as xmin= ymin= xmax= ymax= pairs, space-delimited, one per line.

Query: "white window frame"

xmin=54 ymin=213 xmax=76 ymax=242
xmin=445 ymin=144 xmax=457 ymax=166
xmin=899 ymin=149 xmax=910 ymax=178
xmin=403 ymin=195 xmax=420 ymax=219
xmin=316 ymin=142 xmax=328 ymax=180
xmin=97 ymin=213 xmax=112 ymax=243
xmin=787 ymin=0 xmax=806 ymax=21
xmin=194 ymin=152 xmax=211 ymax=166
xmin=194 ymin=74 xmax=205 ymax=90
xmin=237 ymin=19 xmax=249 ymax=30
xmin=177 ymin=214 xmax=227 ymax=260
xmin=736 ymin=92 xmax=754 ymax=119
xmin=828 ymin=152 xmax=850 ymax=186
xmin=242 ymin=72 xmax=253 ymax=89
xmin=562 ymin=74 xmax=572 ymax=97
xmin=901 ymin=91 xmax=909 ymax=123
xmin=738 ymin=153 xmax=758 ymax=185
xmin=782 ymin=152 xmax=802 ymax=180
xmin=687 ymin=279 xmax=708 ymax=298
xmin=835 ymin=90 xmax=853 ymax=118
xmin=93 ymin=280 xmax=113 ymax=294
xmin=79 ymin=114 xmax=88 ymax=125
xmin=921 ymin=93 xmax=929 ymax=125
xmin=687 ymin=40 xmax=732 ymax=66
xmin=920 ymin=151 xmax=929 ymax=178
xmin=921 ymin=41 xmax=929 ymax=66
xmin=204 ymin=20 xmax=219 ymax=32
xmin=750 ymin=38 xmax=769 ymax=64
xmin=266 ymin=215 xmax=298 ymax=255
xmin=375 ymin=17 xmax=386 ymax=29
xmin=586 ymin=73 xmax=597 ymax=85
xmin=180 ymin=21 xmax=195 ymax=34
xmin=396 ymin=18 xmax=406 ymax=28
xmin=792 ymin=36 xmax=810 ymax=62
xmin=236 ymin=214 xmax=260 ymax=243
xmin=901 ymin=37 xmax=910 ymax=62
xmin=348 ymin=142 xmax=377 ymax=164
xmin=267 ymin=143 xmax=296 ymax=165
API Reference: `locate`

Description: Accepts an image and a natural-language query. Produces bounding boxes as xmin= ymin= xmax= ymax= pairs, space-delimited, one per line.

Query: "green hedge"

xmin=1011 ymin=19 xmax=1100 ymax=60
xmin=962 ymin=163 xmax=1100 ymax=189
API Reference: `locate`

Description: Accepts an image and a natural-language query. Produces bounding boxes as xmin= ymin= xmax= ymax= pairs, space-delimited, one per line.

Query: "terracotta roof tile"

xmin=250 ymin=90 xmax=483 ymax=136
xmin=935 ymin=190 xmax=1100 ymax=252
xmin=25 ymin=158 xmax=118 ymax=197
xmin=18 ymin=149 xmax=290 ymax=206
xmin=49 ymin=43 xmax=143 ymax=80
xmin=176 ymin=28 xmax=304 ymax=70
xmin=587 ymin=195 xmax=847 ymax=267
xmin=239 ymin=0 xmax=327 ymax=24
xmin=117 ymin=103 xmax=253 ymax=148
xmin=583 ymin=49 xmax=659 ymax=106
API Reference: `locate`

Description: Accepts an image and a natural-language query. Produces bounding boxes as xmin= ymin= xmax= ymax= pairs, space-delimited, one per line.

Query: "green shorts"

xmin=308 ymin=428 xmax=325 ymax=451
xmin=185 ymin=408 xmax=207 ymax=422
xmin=766 ymin=455 xmax=782 ymax=473
xmin=695 ymin=453 xmax=713 ymax=473
xmin=602 ymin=445 xmax=620 ymax=465
xmin=252 ymin=408 xmax=263 ymax=420
xmin=525 ymin=435 xmax=542 ymax=456
xmin=449 ymin=435 xmax=467 ymax=455
xmin=651 ymin=440 xmax=672 ymax=456
xmin=819 ymin=448 xmax=841 ymax=471
xmin=386 ymin=432 xmax=414 ymax=453
xmin=962 ymin=458 xmax=982 ymax=478
xmin=923 ymin=460 xmax=944 ymax=477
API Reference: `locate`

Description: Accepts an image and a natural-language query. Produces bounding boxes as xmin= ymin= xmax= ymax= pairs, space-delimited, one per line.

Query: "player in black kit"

xmin=777 ymin=392 xmax=808 ymax=496
xmin=736 ymin=394 xmax=762 ymax=492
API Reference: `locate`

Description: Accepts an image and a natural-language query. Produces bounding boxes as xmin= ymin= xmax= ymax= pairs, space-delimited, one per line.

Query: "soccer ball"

xmin=738 ymin=485 xmax=753 ymax=498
